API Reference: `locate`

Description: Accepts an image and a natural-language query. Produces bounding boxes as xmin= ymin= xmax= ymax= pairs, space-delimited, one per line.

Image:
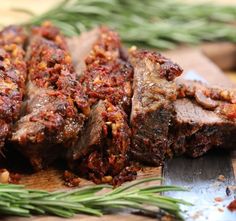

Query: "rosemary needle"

xmin=0 ymin=177 xmax=191 ymax=218
xmin=16 ymin=0 xmax=236 ymax=49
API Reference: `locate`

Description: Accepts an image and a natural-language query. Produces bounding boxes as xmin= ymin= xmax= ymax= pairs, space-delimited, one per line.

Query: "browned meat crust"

xmin=170 ymin=80 xmax=236 ymax=157
xmin=0 ymin=26 xmax=27 ymax=150
xmin=69 ymin=27 xmax=136 ymax=185
xmin=11 ymin=23 xmax=89 ymax=170
xmin=69 ymin=100 xmax=137 ymax=185
xmin=80 ymin=27 xmax=133 ymax=113
xmin=176 ymin=80 xmax=236 ymax=119
xmin=129 ymin=49 xmax=236 ymax=164
xmin=129 ymin=48 xmax=182 ymax=165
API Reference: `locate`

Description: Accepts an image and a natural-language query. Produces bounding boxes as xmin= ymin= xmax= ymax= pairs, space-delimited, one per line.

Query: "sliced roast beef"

xmin=11 ymin=23 xmax=89 ymax=170
xmin=170 ymin=79 xmax=236 ymax=157
xmin=129 ymin=48 xmax=183 ymax=165
xmin=0 ymin=26 xmax=27 ymax=150
xmin=67 ymin=28 xmax=100 ymax=77
xmin=80 ymin=27 xmax=133 ymax=114
xmin=69 ymin=100 xmax=135 ymax=185
xmin=68 ymin=27 xmax=136 ymax=184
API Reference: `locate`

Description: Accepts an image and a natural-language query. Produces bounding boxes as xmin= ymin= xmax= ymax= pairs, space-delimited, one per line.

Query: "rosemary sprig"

xmin=17 ymin=0 xmax=236 ymax=49
xmin=0 ymin=177 xmax=191 ymax=218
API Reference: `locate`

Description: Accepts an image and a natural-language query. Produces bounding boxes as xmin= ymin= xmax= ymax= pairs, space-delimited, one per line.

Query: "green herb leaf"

xmin=0 ymin=177 xmax=190 ymax=218
xmin=18 ymin=0 xmax=236 ymax=49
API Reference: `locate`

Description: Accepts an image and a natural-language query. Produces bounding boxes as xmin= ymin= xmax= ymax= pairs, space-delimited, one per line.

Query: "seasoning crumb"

xmin=217 ymin=174 xmax=226 ymax=182
xmin=0 ymin=168 xmax=9 ymax=183
xmin=218 ymin=208 xmax=224 ymax=212
xmin=214 ymin=197 xmax=223 ymax=202
xmin=0 ymin=169 xmax=21 ymax=184
xmin=227 ymin=199 xmax=236 ymax=212
xmin=226 ymin=187 xmax=231 ymax=196
xmin=161 ymin=215 xmax=174 ymax=221
xmin=9 ymin=173 xmax=21 ymax=184
xmin=63 ymin=170 xmax=81 ymax=187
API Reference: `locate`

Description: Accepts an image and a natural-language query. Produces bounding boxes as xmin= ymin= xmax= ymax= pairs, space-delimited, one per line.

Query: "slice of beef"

xmin=11 ymin=23 xmax=89 ymax=170
xmin=164 ymin=49 xmax=236 ymax=157
xmin=67 ymin=28 xmax=100 ymax=77
xmin=68 ymin=27 xmax=136 ymax=184
xmin=69 ymin=100 xmax=135 ymax=185
xmin=170 ymin=79 xmax=236 ymax=157
xmin=80 ymin=27 xmax=133 ymax=114
xmin=0 ymin=26 xmax=27 ymax=150
xmin=129 ymin=48 xmax=183 ymax=165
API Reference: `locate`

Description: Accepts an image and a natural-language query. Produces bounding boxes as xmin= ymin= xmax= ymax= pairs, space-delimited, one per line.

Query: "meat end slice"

xmin=129 ymin=48 xmax=183 ymax=165
xmin=69 ymin=100 xmax=136 ymax=185
xmin=0 ymin=26 xmax=27 ymax=150
xmin=170 ymin=80 xmax=236 ymax=157
xmin=11 ymin=23 xmax=89 ymax=170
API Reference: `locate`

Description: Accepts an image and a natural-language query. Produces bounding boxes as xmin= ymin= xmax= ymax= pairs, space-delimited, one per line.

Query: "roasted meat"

xmin=80 ymin=27 xmax=133 ymax=113
xmin=69 ymin=100 xmax=136 ymax=185
xmin=2 ymin=24 xmax=235 ymax=183
xmin=170 ymin=79 xmax=236 ymax=157
xmin=0 ymin=26 xmax=27 ymax=150
xmin=11 ymin=23 xmax=89 ymax=170
xmin=68 ymin=27 xmax=135 ymax=184
xmin=129 ymin=48 xmax=183 ymax=165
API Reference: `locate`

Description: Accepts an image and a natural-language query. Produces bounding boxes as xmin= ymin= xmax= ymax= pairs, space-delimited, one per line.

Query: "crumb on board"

xmin=0 ymin=168 xmax=9 ymax=183
xmin=217 ymin=174 xmax=226 ymax=182
xmin=214 ymin=197 xmax=223 ymax=202
xmin=9 ymin=172 xmax=21 ymax=184
xmin=63 ymin=170 xmax=81 ymax=187
xmin=226 ymin=186 xmax=236 ymax=197
xmin=160 ymin=214 xmax=175 ymax=221
xmin=227 ymin=199 xmax=236 ymax=212
xmin=0 ymin=168 xmax=21 ymax=184
xmin=226 ymin=186 xmax=231 ymax=196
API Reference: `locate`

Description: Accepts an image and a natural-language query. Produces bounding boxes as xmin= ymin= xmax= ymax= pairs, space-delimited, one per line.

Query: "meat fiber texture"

xmin=11 ymin=23 xmax=89 ymax=170
xmin=68 ymin=27 xmax=136 ymax=185
xmin=0 ymin=26 xmax=27 ymax=150
xmin=129 ymin=48 xmax=183 ymax=165
xmin=170 ymin=79 xmax=236 ymax=157
xmin=129 ymin=47 xmax=236 ymax=165
xmin=69 ymin=100 xmax=136 ymax=185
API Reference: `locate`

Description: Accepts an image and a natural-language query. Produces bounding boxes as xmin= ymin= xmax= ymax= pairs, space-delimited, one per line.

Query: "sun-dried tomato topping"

xmin=81 ymin=27 xmax=133 ymax=113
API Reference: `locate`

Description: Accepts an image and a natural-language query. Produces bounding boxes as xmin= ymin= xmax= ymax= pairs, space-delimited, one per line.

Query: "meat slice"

xmin=0 ymin=26 xmax=27 ymax=150
xmin=67 ymin=28 xmax=100 ymax=77
xmin=80 ymin=27 xmax=133 ymax=114
xmin=11 ymin=23 xmax=89 ymax=170
xmin=69 ymin=100 xmax=135 ymax=185
xmin=170 ymin=79 xmax=236 ymax=157
xmin=129 ymin=48 xmax=183 ymax=165
xmin=68 ymin=27 xmax=135 ymax=184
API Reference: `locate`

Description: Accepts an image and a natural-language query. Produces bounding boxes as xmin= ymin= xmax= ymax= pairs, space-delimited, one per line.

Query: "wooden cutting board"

xmin=0 ymin=45 xmax=235 ymax=221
